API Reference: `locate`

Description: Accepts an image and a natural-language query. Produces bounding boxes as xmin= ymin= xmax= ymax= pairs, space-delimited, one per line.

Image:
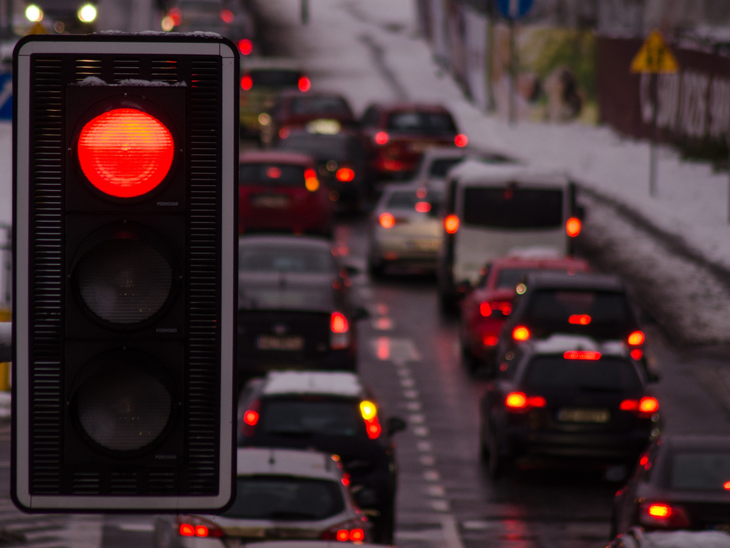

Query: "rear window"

xmin=240 ymin=163 xmax=306 ymax=186
xmin=276 ymin=134 xmax=352 ymax=159
xmin=524 ymin=357 xmax=642 ymax=392
xmin=523 ymin=289 xmax=635 ymax=338
xmin=462 ymin=187 xmax=563 ymax=228
xmin=260 ymin=399 xmax=364 ymax=437
xmin=669 ymin=453 xmax=730 ymax=491
xmin=496 ymin=268 xmax=578 ymax=289
xmin=387 ymin=111 xmax=457 ymax=133
xmin=223 ymin=476 xmax=344 ymax=520
xmin=386 ymin=189 xmax=443 ymax=209
xmin=428 ymin=158 xmax=464 ymax=177
xmin=239 ymin=244 xmax=334 ymax=274
xmin=290 ymin=96 xmax=352 ymax=116
xmin=248 ymin=69 xmax=301 ymax=88
xmin=239 ymin=286 xmax=334 ymax=310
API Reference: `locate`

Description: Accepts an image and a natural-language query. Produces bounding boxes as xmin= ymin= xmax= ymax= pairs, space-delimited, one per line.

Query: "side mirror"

xmin=386 ymin=416 xmax=407 ymax=436
xmin=353 ymin=306 xmax=370 ymax=321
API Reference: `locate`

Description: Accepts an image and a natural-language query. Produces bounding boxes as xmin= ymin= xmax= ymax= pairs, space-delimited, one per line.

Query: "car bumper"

xmin=371 ymin=236 xmax=441 ymax=267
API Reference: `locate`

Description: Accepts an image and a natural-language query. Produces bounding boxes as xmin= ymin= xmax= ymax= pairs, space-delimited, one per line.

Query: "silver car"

xmin=153 ymin=448 xmax=371 ymax=547
xmin=412 ymin=147 xmax=515 ymax=191
xmin=367 ymin=184 xmax=443 ymax=277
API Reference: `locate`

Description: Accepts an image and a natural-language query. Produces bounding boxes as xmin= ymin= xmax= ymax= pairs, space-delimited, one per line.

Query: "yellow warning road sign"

xmin=631 ymin=30 xmax=679 ymax=74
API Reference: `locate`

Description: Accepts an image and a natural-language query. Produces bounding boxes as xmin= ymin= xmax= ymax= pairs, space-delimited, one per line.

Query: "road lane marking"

xmin=115 ymin=523 xmax=155 ymax=532
xmin=405 ymin=401 xmax=421 ymax=411
xmin=403 ymin=389 xmax=419 ymax=399
xmin=409 ymin=414 xmax=425 ymax=424
xmin=441 ymin=515 xmax=466 ymax=548
xmin=395 ymin=367 xmax=411 ymax=377
xmin=416 ymin=440 xmax=432 ymax=452
xmin=399 ymin=377 xmax=415 ymax=388
xmin=372 ymin=317 xmax=394 ymax=331
xmin=426 ymin=485 xmax=445 ymax=497
xmin=430 ymin=500 xmax=450 ymax=512
xmin=419 ymin=455 xmax=435 ymax=466
xmin=423 ymin=469 xmax=440 ymax=482
xmin=412 ymin=426 xmax=429 ymax=437
xmin=370 ymin=337 xmax=420 ymax=363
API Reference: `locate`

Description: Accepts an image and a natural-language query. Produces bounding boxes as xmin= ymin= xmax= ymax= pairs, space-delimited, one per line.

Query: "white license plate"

xmin=256 ymin=335 xmax=304 ymax=351
xmin=252 ymin=194 xmax=289 ymax=208
xmin=557 ymin=408 xmax=610 ymax=423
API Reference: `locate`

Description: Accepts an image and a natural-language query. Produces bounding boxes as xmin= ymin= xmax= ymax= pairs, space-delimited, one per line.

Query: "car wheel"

xmin=368 ymin=257 xmax=385 ymax=279
xmin=374 ymin=505 xmax=395 ymax=544
xmin=608 ymin=509 xmax=618 ymax=539
xmin=153 ymin=522 xmax=175 ymax=548
xmin=479 ymin=423 xmax=489 ymax=462
xmin=487 ymin=429 xmax=507 ymax=479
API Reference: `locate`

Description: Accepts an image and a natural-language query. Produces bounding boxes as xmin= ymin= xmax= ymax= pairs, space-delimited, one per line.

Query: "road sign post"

xmin=495 ymin=0 xmax=534 ymax=125
xmin=12 ymin=34 xmax=238 ymax=513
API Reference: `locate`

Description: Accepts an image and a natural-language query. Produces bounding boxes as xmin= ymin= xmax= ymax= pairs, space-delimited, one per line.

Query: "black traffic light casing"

xmin=12 ymin=34 xmax=238 ymax=512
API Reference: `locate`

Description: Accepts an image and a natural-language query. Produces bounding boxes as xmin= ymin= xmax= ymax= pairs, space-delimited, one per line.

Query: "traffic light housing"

xmin=12 ymin=34 xmax=238 ymax=512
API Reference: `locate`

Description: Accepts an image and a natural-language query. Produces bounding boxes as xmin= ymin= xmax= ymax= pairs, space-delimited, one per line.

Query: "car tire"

xmin=608 ymin=510 xmax=618 ymax=540
xmin=479 ymin=423 xmax=489 ymax=462
xmin=368 ymin=257 xmax=385 ymax=279
xmin=153 ymin=522 xmax=176 ymax=548
xmin=374 ymin=505 xmax=396 ymax=544
xmin=487 ymin=429 xmax=507 ymax=479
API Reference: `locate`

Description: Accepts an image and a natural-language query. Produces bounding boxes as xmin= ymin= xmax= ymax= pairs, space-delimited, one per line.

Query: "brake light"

xmin=505 ymin=392 xmax=546 ymax=412
xmin=628 ymin=331 xmax=645 ymax=345
xmin=179 ymin=524 xmax=194 ymax=537
xmin=379 ymin=212 xmax=396 ymax=228
xmin=241 ymin=74 xmax=253 ymax=90
xmin=304 ymin=168 xmax=319 ymax=191
xmin=454 ymin=134 xmax=468 ymax=147
xmin=322 ymin=524 xmax=367 ymax=542
xmin=336 ymin=167 xmax=355 ymax=182
xmin=298 ymin=76 xmax=311 ymax=92
xmin=365 ymin=416 xmax=382 ymax=439
xmin=563 ymin=350 xmax=601 ymax=360
xmin=639 ymin=502 xmax=690 ymax=528
xmin=480 ymin=302 xmax=492 ymax=317
xmin=444 ymin=214 xmax=459 ymax=234
xmin=240 ymin=399 xmax=260 ymax=436
xmin=220 ymin=8 xmax=234 ymax=23
xmin=374 ymin=131 xmax=389 ymax=145
xmin=566 ymin=217 xmax=581 ymax=237
xmin=512 ymin=326 xmax=530 ymax=341
xmin=238 ymin=38 xmax=253 ymax=55
xmin=568 ymin=314 xmax=591 ymax=325
xmin=331 ymin=312 xmax=349 ymax=333
xmin=177 ymin=517 xmax=224 ymax=538
xmin=619 ymin=396 xmax=659 ymax=416
xmin=482 ymin=301 xmax=512 ymax=317
xmin=724 ymin=481 xmax=730 ymax=490
xmin=243 ymin=410 xmax=259 ymax=426
xmin=359 ymin=400 xmax=377 ymax=420
xmin=483 ymin=335 xmax=498 ymax=346
xmin=330 ymin=312 xmax=350 ymax=350
xmin=415 ymin=201 xmax=431 ymax=213
xmin=279 ymin=127 xmax=290 ymax=139
xmin=631 ymin=348 xmax=643 ymax=360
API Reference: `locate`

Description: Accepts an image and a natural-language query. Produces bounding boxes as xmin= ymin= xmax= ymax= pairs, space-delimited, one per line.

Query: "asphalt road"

xmin=2 ymin=212 xmax=730 ymax=548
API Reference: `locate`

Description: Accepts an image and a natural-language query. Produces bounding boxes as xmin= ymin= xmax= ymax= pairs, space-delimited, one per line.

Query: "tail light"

xmin=505 ymin=391 xmax=546 ymax=412
xmin=298 ymin=76 xmax=311 ymax=92
xmin=238 ymin=38 xmax=253 ymax=55
xmin=454 ymin=134 xmax=468 ymax=147
xmin=279 ymin=127 xmax=290 ymax=139
xmin=563 ymin=350 xmax=601 ymax=360
xmin=321 ymin=520 xmax=368 ymax=542
xmin=566 ymin=217 xmax=581 ymax=237
xmin=220 ymin=8 xmax=234 ymax=23
xmin=336 ymin=167 xmax=355 ymax=182
xmin=379 ymin=212 xmax=396 ymax=228
xmin=628 ymin=331 xmax=645 ymax=346
xmin=630 ymin=348 xmax=644 ymax=360
xmin=304 ymin=168 xmax=319 ymax=191
xmin=619 ymin=396 xmax=659 ymax=417
xmin=360 ymin=400 xmax=381 ymax=439
xmin=568 ymin=314 xmax=591 ymax=325
xmin=639 ymin=502 xmax=690 ymax=528
xmin=480 ymin=301 xmax=512 ymax=317
xmin=444 ymin=214 xmax=459 ymax=234
xmin=374 ymin=131 xmax=389 ymax=145
xmin=177 ymin=516 xmax=225 ymax=538
xmin=330 ymin=311 xmax=350 ymax=349
xmin=240 ymin=74 xmax=253 ymax=90
xmin=414 ymin=201 xmax=431 ymax=213
xmin=483 ymin=335 xmax=498 ymax=346
xmin=240 ymin=399 xmax=260 ymax=436
xmin=512 ymin=326 xmax=530 ymax=341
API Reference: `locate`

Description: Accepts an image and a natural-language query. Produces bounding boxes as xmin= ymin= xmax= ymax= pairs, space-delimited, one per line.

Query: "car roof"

xmin=236 ymin=447 xmax=342 ymax=481
xmin=528 ymin=334 xmax=629 ymax=358
xmin=238 ymin=234 xmax=333 ymax=250
xmin=449 ymin=160 xmax=569 ymax=187
xmin=523 ymin=271 xmax=625 ymax=291
xmin=239 ymin=150 xmax=313 ymax=165
xmin=261 ymin=371 xmax=365 ymax=398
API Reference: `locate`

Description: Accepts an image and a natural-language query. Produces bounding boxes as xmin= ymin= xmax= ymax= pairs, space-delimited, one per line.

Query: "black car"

xmin=607 ymin=527 xmax=730 ymax=547
xmin=611 ymin=435 xmax=730 ymax=537
xmin=237 ymin=235 xmax=367 ymax=381
xmin=480 ymin=334 xmax=661 ymax=478
xmin=275 ymin=129 xmax=370 ymax=211
xmin=496 ymin=272 xmax=648 ymax=370
xmin=237 ymin=370 xmax=407 ymax=544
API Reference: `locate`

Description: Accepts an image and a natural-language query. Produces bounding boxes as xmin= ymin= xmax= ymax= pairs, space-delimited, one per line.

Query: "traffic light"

xmin=12 ymin=34 xmax=239 ymax=512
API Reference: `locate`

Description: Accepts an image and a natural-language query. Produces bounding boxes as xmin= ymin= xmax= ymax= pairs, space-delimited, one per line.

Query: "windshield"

xmin=239 ymin=244 xmax=334 ymax=274
xmin=223 ymin=476 xmax=344 ymax=520
xmin=524 ymin=357 xmax=642 ymax=392
xmin=669 ymin=452 xmax=730 ymax=491
xmin=387 ymin=111 xmax=456 ymax=133
xmin=260 ymin=399 xmax=364 ymax=437
xmin=386 ymin=189 xmax=443 ymax=209
xmin=240 ymin=163 xmax=306 ymax=187
xmin=462 ymin=187 xmax=563 ymax=228
xmin=290 ymin=96 xmax=352 ymax=116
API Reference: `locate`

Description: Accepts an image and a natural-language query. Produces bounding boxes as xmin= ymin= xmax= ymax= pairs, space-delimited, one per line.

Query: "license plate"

xmin=252 ymin=194 xmax=289 ymax=208
xmin=414 ymin=240 xmax=440 ymax=251
xmin=257 ymin=335 xmax=304 ymax=351
xmin=557 ymin=408 xmax=610 ymax=423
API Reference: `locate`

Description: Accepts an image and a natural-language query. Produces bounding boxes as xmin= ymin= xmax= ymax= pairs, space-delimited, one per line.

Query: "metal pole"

xmin=509 ymin=17 xmax=516 ymax=125
xmin=649 ymin=73 xmax=658 ymax=196
xmin=301 ymin=0 xmax=309 ymax=25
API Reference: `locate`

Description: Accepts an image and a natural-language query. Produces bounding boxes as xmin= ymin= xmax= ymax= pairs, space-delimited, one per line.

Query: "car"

xmin=611 ymin=435 xmax=730 ymax=537
xmin=360 ymin=102 xmax=467 ymax=180
xmin=479 ymin=334 xmax=661 ymax=479
xmin=237 ymin=370 xmax=407 ymax=544
xmin=237 ymin=235 xmax=366 ymax=380
xmin=268 ymin=91 xmax=359 ymax=145
xmin=412 ymin=147 xmax=515 ymax=191
xmin=606 ymin=528 xmax=730 ymax=548
xmin=459 ymin=254 xmax=591 ymax=375
xmin=168 ymin=0 xmax=256 ymax=55
xmin=153 ymin=447 xmax=371 ymax=547
xmin=367 ymin=184 xmax=443 ymax=276
xmin=238 ymin=150 xmax=333 ymax=237
xmin=239 ymin=58 xmax=310 ymax=141
xmin=495 ymin=271 xmax=650 ymax=371
xmin=436 ymin=161 xmax=584 ymax=312
xmin=274 ymin=129 xmax=370 ymax=211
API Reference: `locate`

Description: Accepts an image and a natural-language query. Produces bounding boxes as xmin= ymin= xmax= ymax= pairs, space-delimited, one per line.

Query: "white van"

xmin=436 ymin=161 xmax=582 ymax=310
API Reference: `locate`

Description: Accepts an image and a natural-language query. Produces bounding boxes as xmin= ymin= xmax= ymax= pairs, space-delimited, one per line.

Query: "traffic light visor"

xmin=77 ymin=108 xmax=174 ymax=198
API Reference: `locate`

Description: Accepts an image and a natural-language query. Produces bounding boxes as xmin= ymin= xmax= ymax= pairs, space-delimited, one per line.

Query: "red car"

xmin=459 ymin=255 xmax=590 ymax=375
xmin=268 ymin=90 xmax=358 ymax=144
xmin=238 ymin=151 xmax=333 ymax=237
xmin=360 ymin=103 xmax=467 ymax=179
